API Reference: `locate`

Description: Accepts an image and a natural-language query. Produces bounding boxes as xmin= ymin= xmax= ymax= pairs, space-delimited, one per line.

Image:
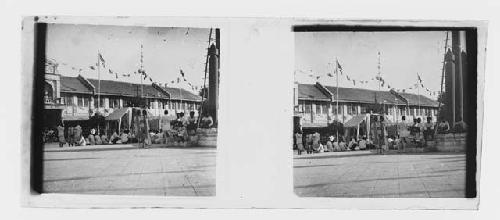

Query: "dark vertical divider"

xmin=31 ymin=21 xmax=47 ymax=194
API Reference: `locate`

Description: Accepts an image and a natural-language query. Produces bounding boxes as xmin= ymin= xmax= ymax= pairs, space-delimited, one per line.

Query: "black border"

xmin=31 ymin=20 xmax=46 ymax=194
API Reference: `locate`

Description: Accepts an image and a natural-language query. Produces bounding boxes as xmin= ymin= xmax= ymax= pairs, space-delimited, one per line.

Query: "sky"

xmin=295 ymin=31 xmax=450 ymax=100
xmin=46 ymin=23 xmax=213 ymax=93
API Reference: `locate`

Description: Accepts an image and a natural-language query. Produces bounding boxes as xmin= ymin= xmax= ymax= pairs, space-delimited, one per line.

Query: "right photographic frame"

xmin=293 ymin=24 xmax=480 ymax=199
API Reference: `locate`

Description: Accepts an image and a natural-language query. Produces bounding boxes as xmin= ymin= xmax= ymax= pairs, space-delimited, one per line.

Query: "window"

xmin=63 ymin=95 xmax=73 ymax=106
xmin=361 ymin=105 xmax=367 ymax=114
xmin=316 ymin=104 xmax=321 ymax=114
xmin=322 ymin=104 xmax=329 ymax=115
xmin=109 ymin=98 xmax=120 ymax=108
xmin=77 ymin=96 xmax=83 ymax=106
xmin=351 ymin=105 xmax=357 ymax=115
xmin=333 ymin=104 xmax=343 ymax=115
xmin=94 ymin=97 xmax=105 ymax=108
xmin=305 ymin=104 xmax=311 ymax=114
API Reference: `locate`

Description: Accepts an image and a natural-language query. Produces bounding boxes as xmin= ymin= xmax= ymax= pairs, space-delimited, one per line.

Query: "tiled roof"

xmin=298 ymin=84 xmax=330 ymax=101
xmin=59 ymin=76 xmax=200 ymax=101
xmin=86 ymin=78 xmax=169 ymax=99
xmin=399 ymin=92 xmax=439 ymax=107
xmin=162 ymin=87 xmax=202 ymax=102
xmin=60 ymin=76 xmax=93 ymax=94
xmin=317 ymin=85 xmax=436 ymax=106
xmin=324 ymin=86 xmax=378 ymax=103
xmin=375 ymin=90 xmax=407 ymax=105
xmin=86 ymin=78 xmax=144 ymax=97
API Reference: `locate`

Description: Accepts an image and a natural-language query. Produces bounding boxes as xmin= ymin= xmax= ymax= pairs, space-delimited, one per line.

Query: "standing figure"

xmin=137 ymin=109 xmax=150 ymax=148
xmin=160 ymin=110 xmax=173 ymax=145
xmin=67 ymin=126 xmax=74 ymax=147
xmin=424 ymin=116 xmax=435 ymax=141
xmin=397 ymin=116 xmax=410 ymax=152
xmin=74 ymin=124 xmax=82 ymax=146
xmin=56 ymin=123 xmax=66 ymax=148
xmin=312 ymin=131 xmax=321 ymax=152
xmin=295 ymin=132 xmax=304 ymax=155
xmin=306 ymin=134 xmax=313 ymax=154
xmin=186 ymin=111 xmax=197 ymax=136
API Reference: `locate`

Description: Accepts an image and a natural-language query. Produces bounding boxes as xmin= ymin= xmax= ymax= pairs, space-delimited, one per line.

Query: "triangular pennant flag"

xmin=98 ymin=53 xmax=106 ymax=68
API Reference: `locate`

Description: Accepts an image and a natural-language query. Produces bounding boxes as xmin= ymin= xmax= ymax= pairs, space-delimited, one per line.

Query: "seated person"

xmin=77 ymin=136 xmax=86 ymax=146
xmin=358 ymin=138 xmax=367 ymax=150
xmin=95 ymin=134 xmax=102 ymax=145
xmin=326 ymin=137 xmax=334 ymax=152
xmin=88 ymin=134 xmax=95 ymax=145
xmin=348 ymin=138 xmax=358 ymax=150
xmin=119 ymin=130 xmax=129 ymax=144
xmin=101 ymin=134 xmax=109 ymax=145
xmin=110 ymin=131 xmax=120 ymax=144
xmin=200 ymin=112 xmax=214 ymax=128
xmin=339 ymin=139 xmax=347 ymax=151
xmin=333 ymin=140 xmax=340 ymax=151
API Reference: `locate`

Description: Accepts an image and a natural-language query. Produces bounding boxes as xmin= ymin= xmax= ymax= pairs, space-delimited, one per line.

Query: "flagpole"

xmin=335 ymin=58 xmax=339 ymax=141
xmin=97 ymin=50 xmax=101 ymax=134
xmin=140 ymin=44 xmax=144 ymax=100
xmin=418 ymin=73 xmax=421 ymax=119
xmin=97 ymin=50 xmax=101 ymax=109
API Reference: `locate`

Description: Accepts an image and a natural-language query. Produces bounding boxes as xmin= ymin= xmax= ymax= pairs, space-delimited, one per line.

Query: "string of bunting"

xmin=53 ymin=56 xmax=203 ymax=93
xmin=295 ymin=60 xmax=440 ymax=97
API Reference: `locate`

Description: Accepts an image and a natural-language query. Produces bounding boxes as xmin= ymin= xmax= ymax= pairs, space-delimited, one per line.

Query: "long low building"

xmin=293 ymin=82 xmax=439 ymax=129
xmin=44 ymin=67 xmax=202 ymax=127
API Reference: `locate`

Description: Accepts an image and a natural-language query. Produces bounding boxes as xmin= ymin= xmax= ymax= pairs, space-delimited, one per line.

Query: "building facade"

xmin=43 ymin=60 xmax=202 ymax=126
xmin=294 ymin=82 xmax=439 ymax=129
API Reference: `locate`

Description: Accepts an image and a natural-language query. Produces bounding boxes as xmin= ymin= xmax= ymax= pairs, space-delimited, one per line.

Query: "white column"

xmin=104 ymin=98 xmax=109 ymax=109
xmin=90 ymin=97 xmax=95 ymax=110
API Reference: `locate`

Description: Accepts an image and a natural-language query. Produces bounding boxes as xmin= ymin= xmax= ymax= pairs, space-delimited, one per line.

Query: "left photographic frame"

xmin=23 ymin=17 xmax=220 ymax=199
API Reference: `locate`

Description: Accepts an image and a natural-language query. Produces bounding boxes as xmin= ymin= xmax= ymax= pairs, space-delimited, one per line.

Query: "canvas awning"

xmin=62 ymin=115 xmax=89 ymax=121
xmin=344 ymin=115 xmax=366 ymax=128
xmin=105 ymin=108 xmax=129 ymax=121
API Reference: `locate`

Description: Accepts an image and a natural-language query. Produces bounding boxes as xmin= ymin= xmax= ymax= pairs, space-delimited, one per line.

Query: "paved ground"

xmin=294 ymin=150 xmax=466 ymax=198
xmin=43 ymin=143 xmax=216 ymax=196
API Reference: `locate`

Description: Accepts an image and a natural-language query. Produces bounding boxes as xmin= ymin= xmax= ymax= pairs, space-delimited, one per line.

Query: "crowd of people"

xmin=51 ymin=109 xmax=215 ymax=148
xmin=294 ymin=132 xmax=374 ymax=155
xmin=294 ymin=116 xmax=452 ymax=155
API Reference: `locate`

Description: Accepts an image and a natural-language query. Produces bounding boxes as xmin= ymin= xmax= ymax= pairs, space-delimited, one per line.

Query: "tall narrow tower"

xmin=207 ymin=43 xmax=219 ymax=125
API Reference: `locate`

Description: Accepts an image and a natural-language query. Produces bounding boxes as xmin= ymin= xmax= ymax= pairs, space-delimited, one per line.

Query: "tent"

xmin=344 ymin=114 xmax=367 ymax=140
xmin=105 ymin=108 xmax=132 ymax=134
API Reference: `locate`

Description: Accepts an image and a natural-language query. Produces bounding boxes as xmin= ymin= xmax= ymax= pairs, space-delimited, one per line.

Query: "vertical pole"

xmin=97 ymin=50 xmax=101 ymax=134
xmin=197 ymin=28 xmax=213 ymax=127
xmin=335 ymin=58 xmax=339 ymax=141
xmin=377 ymin=52 xmax=381 ymax=94
xmin=418 ymin=73 xmax=421 ymax=119
xmin=140 ymin=44 xmax=144 ymax=100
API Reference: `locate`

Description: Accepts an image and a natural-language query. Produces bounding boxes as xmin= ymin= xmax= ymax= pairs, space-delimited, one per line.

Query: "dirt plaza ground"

xmin=294 ymin=150 xmax=466 ymax=198
xmin=43 ymin=143 xmax=216 ymax=196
